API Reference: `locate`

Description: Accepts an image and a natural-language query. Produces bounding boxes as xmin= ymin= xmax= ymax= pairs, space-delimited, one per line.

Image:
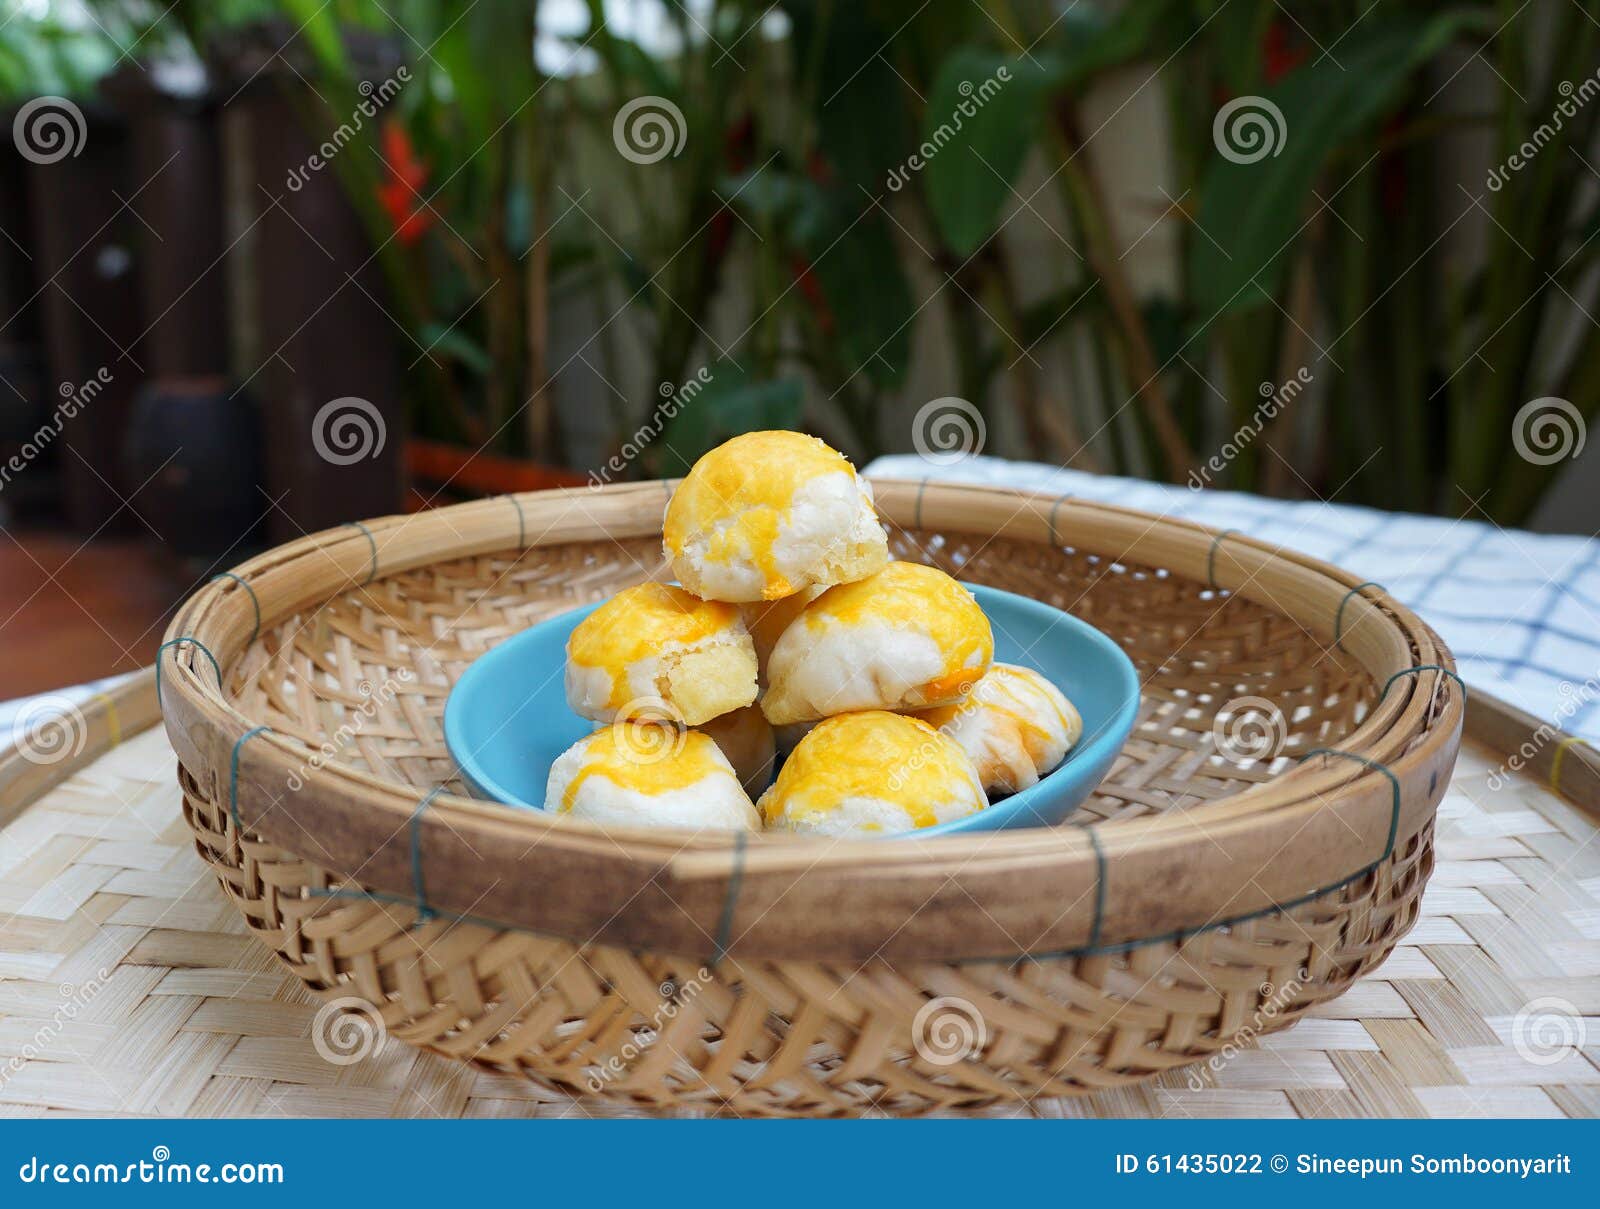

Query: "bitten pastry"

xmin=758 ymin=711 xmax=987 ymax=835
xmin=698 ymin=704 xmax=777 ymax=797
xmin=760 ymin=561 xmax=994 ymax=725
xmin=565 ymin=582 xmax=757 ymax=726
xmin=663 ymin=431 xmax=889 ymax=602
xmin=545 ymin=725 xmax=760 ymax=831
xmin=915 ymin=663 xmax=1082 ymax=795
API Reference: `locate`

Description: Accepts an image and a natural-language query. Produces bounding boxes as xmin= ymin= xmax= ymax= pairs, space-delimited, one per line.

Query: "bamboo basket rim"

xmin=156 ymin=477 xmax=1463 ymax=962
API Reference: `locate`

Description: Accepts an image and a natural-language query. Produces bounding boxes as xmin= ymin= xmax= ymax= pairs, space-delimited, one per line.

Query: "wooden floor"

xmin=0 ymin=528 xmax=184 ymax=699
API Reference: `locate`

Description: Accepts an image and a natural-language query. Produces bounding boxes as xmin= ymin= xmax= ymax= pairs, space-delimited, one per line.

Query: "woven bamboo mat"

xmin=1 ymin=720 xmax=1597 ymax=1118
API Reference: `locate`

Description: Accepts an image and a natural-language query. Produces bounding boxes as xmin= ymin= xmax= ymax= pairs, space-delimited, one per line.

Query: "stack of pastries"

xmin=545 ymin=430 xmax=1083 ymax=835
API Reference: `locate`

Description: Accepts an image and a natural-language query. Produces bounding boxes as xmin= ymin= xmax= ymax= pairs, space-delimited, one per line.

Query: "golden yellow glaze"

xmin=918 ymin=665 xmax=1071 ymax=765
xmin=663 ymin=431 xmax=861 ymax=600
xmin=567 ymin=583 xmax=743 ymax=709
xmin=801 ymin=561 xmax=993 ymax=696
xmin=760 ymin=711 xmax=979 ymax=830
xmin=560 ymin=727 xmax=728 ymax=812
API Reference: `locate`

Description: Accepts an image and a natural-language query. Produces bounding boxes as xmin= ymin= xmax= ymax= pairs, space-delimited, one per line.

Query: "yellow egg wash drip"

xmin=763 ymin=713 xmax=973 ymax=830
xmin=924 ymin=666 xmax=1069 ymax=762
xmin=567 ymin=583 xmax=740 ymax=707
xmin=561 ymin=728 xmax=726 ymax=812
xmin=988 ymin=667 xmax=1072 ymax=760
xmin=707 ymin=507 xmax=792 ymax=599
xmin=806 ymin=562 xmax=993 ymax=697
xmin=664 ymin=432 xmax=859 ymax=595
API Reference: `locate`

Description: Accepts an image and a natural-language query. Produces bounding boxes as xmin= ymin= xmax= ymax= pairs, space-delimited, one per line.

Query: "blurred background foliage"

xmin=7 ymin=0 xmax=1598 ymax=526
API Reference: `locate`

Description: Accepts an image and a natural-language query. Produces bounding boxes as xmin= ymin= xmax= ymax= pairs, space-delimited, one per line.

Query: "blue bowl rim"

xmin=443 ymin=583 xmax=1141 ymax=836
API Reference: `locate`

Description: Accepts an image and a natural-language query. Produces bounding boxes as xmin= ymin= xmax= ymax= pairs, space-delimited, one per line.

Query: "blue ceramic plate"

xmin=443 ymin=583 xmax=1140 ymax=836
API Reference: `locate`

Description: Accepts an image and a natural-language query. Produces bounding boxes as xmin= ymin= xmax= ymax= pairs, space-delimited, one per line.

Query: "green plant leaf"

xmin=1019 ymin=280 xmax=1104 ymax=347
xmin=921 ymin=51 xmax=1057 ymax=255
xmin=587 ymin=32 xmax=676 ymax=99
xmin=1188 ymin=10 xmax=1490 ymax=319
xmin=278 ymin=0 xmax=349 ymax=79
xmin=726 ymin=164 xmax=913 ymax=386
xmin=921 ymin=1 xmax=1183 ymax=256
xmin=1048 ymin=0 xmax=1185 ymax=84
xmin=657 ymin=365 xmax=804 ymax=473
xmin=418 ymin=323 xmax=493 ymax=377
xmin=800 ymin=204 xmax=916 ymax=388
xmin=1201 ymin=0 xmax=1273 ymax=93
xmin=431 ymin=24 xmax=497 ymax=142
xmin=1140 ymin=295 xmax=1187 ymax=371
xmin=797 ymin=3 xmax=914 ymax=192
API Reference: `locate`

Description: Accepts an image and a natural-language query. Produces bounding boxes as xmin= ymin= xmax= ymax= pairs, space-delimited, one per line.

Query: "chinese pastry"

xmin=760 ymin=561 xmax=993 ymax=725
xmin=565 ymin=582 xmax=757 ymax=726
xmin=545 ymin=725 xmax=760 ymax=831
xmin=758 ymin=711 xmax=988 ymax=836
xmin=915 ymin=663 xmax=1082 ymax=795
xmin=663 ymin=431 xmax=889 ymax=603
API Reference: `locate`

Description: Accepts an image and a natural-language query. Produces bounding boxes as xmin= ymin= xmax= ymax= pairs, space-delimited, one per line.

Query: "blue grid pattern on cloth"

xmin=866 ymin=454 xmax=1600 ymax=742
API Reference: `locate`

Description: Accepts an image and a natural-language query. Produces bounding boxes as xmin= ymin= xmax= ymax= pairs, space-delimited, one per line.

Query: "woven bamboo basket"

xmin=158 ymin=478 xmax=1463 ymax=1115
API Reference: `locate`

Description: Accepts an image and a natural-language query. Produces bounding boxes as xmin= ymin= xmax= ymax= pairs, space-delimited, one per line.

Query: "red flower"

xmin=376 ymin=120 xmax=436 ymax=245
xmin=790 ymin=256 xmax=832 ymax=333
xmin=1262 ymin=22 xmax=1306 ymax=84
xmin=1379 ymin=113 xmax=1409 ymax=217
xmin=805 ymin=148 xmax=833 ymax=188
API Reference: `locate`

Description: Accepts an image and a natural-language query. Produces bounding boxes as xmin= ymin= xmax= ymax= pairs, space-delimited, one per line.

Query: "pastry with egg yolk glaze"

xmin=698 ymin=704 xmax=777 ymax=797
xmin=565 ymin=582 xmax=757 ymax=726
xmin=914 ymin=663 xmax=1082 ymax=795
xmin=759 ymin=561 xmax=994 ymax=725
xmin=663 ymin=431 xmax=888 ymax=603
xmin=758 ymin=711 xmax=987 ymax=835
xmin=545 ymin=725 xmax=760 ymax=831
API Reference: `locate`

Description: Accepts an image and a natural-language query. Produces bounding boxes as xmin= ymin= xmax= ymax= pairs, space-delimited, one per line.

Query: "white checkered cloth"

xmin=866 ymin=455 xmax=1600 ymax=742
xmin=0 ymin=672 xmax=136 ymax=747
